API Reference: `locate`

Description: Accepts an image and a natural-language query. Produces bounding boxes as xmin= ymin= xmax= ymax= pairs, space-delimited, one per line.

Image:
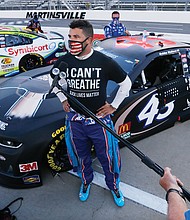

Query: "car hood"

xmin=0 ymin=66 xmax=64 ymax=122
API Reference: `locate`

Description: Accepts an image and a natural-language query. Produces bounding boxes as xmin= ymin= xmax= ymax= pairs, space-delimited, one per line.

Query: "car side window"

xmin=132 ymin=54 xmax=183 ymax=93
xmin=5 ymin=35 xmax=32 ymax=47
xmin=144 ymin=55 xmax=183 ymax=85
xmin=0 ymin=34 xmax=6 ymax=48
xmin=132 ymin=71 xmax=149 ymax=93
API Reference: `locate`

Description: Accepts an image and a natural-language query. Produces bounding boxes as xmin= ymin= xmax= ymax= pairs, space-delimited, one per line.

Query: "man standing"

xmin=49 ymin=20 xmax=131 ymax=207
xmin=26 ymin=13 xmax=44 ymax=33
xmin=104 ymin=11 xmax=130 ymax=38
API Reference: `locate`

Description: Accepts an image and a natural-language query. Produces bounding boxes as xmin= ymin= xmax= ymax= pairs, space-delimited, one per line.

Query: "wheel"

xmin=47 ymin=132 xmax=72 ymax=172
xmin=19 ymin=53 xmax=45 ymax=72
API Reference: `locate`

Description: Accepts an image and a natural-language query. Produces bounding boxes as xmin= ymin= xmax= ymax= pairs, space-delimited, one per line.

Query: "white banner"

xmin=0 ymin=10 xmax=190 ymax=23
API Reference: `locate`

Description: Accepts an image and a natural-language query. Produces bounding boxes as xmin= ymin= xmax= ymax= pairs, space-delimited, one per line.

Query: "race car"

xmin=1 ymin=33 xmax=190 ymax=188
xmin=94 ymin=34 xmax=190 ymax=142
xmin=0 ymin=26 xmax=67 ymax=77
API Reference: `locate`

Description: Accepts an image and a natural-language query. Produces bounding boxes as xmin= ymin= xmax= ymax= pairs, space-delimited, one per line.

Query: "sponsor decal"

xmin=47 ymin=129 xmax=65 ymax=171
xmin=181 ymin=54 xmax=187 ymax=58
xmin=51 ymin=126 xmax=66 ymax=138
xmin=58 ymin=42 xmax=65 ymax=49
xmin=1 ymin=57 xmax=12 ymax=64
xmin=0 ymin=44 xmax=5 ymax=48
xmin=1 ymin=63 xmax=14 ymax=69
xmin=19 ymin=161 xmax=38 ymax=173
xmin=0 ymin=26 xmax=12 ymax=31
xmin=55 ymin=51 xmax=67 ymax=57
xmin=183 ymin=98 xmax=190 ymax=111
xmin=26 ymin=11 xmax=86 ymax=20
xmin=49 ymin=42 xmax=56 ymax=50
xmin=0 ymin=120 xmax=8 ymax=131
xmin=118 ymin=122 xmax=131 ymax=135
xmin=159 ymin=49 xmax=179 ymax=56
xmin=182 ymin=58 xmax=187 ymax=63
xmin=138 ymin=93 xmax=175 ymax=127
xmin=120 ymin=132 xmax=131 ymax=139
xmin=6 ymin=44 xmax=49 ymax=56
xmin=47 ymin=127 xmax=66 ymax=171
xmin=118 ymin=122 xmax=131 ymax=140
xmin=23 ymin=175 xmax=40 ymax=184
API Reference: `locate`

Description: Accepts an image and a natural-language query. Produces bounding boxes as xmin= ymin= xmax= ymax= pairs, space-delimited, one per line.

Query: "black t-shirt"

xmin=52 ymin=50 xmax=126 ymax=114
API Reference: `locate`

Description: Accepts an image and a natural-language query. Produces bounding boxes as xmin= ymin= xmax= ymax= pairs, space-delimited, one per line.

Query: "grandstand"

xmin=0 ymin=0 xmax=190 ymax=11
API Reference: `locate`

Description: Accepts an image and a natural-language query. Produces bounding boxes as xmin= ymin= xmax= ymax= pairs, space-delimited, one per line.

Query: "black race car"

xmin=1 ymin=33 xmax=190 ymax=188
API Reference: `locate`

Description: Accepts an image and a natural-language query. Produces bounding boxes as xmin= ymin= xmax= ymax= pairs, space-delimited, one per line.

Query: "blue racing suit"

xmin=104 ymin=21 xmax=127 ymax=38
xmin=50 ymin=50 xmax=130 ymax=191
xmin=65 ymin=112 xmax=121 ymax=190
xmin=185 ymin=210 xmax=190 ymax=219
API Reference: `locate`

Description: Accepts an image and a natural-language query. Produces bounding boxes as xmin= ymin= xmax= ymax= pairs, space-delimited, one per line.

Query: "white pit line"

xmin=68 ymin=170 xmax=167 ymax=215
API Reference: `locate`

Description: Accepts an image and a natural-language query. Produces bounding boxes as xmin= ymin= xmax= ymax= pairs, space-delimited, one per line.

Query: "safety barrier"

xmin=0 ymin=10 xmax=190 ymax=24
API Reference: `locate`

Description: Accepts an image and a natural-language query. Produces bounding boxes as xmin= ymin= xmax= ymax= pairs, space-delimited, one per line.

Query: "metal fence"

xmin=0 ymin=0 xmax=190 ymax=10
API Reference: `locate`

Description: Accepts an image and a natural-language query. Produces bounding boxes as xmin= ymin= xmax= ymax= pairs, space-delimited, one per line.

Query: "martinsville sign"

xmin=0 ymin=10 xmax=190 ymax=23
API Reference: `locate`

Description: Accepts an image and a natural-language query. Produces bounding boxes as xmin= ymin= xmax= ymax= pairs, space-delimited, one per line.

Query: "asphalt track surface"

xmin=1 ymin=17 xmax=190 ymax=34
xmin=0 ymin=18 xmax=190 ymax=220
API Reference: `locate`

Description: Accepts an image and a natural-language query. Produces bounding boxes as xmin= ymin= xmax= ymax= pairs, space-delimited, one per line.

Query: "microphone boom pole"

xmin=51 ymin=77 xmax=190 ymax=202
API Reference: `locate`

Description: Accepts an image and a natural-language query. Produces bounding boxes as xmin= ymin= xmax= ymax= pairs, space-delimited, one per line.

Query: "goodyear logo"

xmin=118 ymin=122 xmax=131 ymax=135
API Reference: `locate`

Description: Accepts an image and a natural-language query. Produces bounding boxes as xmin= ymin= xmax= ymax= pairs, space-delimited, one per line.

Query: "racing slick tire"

xmin=47 ymin=131 xmax=72 ymax=173
xmin=19 ymin=53 xmax=45 ymax=72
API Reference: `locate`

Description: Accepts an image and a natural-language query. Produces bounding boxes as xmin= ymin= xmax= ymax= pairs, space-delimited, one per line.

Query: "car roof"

xmin=96 ymin=35 xmax=190 ymax=61
xmin=95 ymin=34 xmax=190 ymax=80
xmin=0 ymin=25 xmax=48 ymax=39
xmin=0 ymin=25 xmax=65 ymax=40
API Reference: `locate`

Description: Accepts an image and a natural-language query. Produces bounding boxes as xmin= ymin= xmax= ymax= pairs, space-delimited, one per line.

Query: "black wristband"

xmin=166 ymin=188 xmax=186 ymax=203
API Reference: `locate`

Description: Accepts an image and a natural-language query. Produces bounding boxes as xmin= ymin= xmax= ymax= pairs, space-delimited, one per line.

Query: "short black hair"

xmin=69 ymin=20 xmax=94 ymax=37
xmin=112 ymin=11 xmax=120 ymax=17
xmin=33 ymin=14 xmax=38 ymax=19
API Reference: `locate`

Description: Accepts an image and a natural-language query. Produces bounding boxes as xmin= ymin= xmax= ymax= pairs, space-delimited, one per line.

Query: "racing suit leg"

xmin=69 ymin=119 xmax=94 ymax=186
xmin=88 ymin=119 xmax=120 ymax=191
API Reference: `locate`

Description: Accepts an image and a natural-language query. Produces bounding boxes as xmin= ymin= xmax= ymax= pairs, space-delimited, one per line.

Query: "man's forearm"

xmin=167 ymin=192 xmax=187 ymax=220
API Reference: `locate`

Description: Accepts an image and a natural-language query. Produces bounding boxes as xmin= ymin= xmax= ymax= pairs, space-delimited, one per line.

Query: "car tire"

xmin=47 ymin=133 xmax=72 ymax=172
xmin=19 ymin=53 xmax=45 ymax=72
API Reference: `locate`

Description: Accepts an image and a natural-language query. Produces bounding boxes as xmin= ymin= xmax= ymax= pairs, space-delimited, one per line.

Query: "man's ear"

xmin=87 ymin=36 xmax=93 ymax=43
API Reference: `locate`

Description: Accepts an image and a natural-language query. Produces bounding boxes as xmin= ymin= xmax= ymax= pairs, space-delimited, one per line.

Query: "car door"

xmin=113 ymin=50 xmax=190 ymax=142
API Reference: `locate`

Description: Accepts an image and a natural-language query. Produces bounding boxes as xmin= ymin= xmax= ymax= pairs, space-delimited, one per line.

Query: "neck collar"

xmin=75 ymin=48 xmax=94 ymax=60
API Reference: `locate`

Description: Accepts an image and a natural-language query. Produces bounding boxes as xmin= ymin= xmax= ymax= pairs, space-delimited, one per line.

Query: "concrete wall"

xmin=0 ymin=10 xmax=190 ymax=23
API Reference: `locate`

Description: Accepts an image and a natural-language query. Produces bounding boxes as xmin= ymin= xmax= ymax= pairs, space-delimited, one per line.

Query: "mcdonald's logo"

xmin=118 ymin=122 xmax=131 ymax=135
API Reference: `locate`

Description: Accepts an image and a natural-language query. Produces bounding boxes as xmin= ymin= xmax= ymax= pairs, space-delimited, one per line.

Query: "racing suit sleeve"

xmin=26 ymin=21 xmax=32 ymax=28
xmin=37 ymin=22 xmax=44 ymax=33
xmin=48 ymin=75 xmax=67 ymax=102
xmin=185 ymin=210 xmax=190 ymax=220
xmin=104 ymin=25 xmax=112 ymax=38
xmin=110 ymin=75 xmax=132 ymax=109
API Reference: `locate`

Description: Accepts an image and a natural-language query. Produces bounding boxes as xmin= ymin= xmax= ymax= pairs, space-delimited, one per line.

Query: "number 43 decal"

xmin=138 ymin=94 xmax=175 ymax=127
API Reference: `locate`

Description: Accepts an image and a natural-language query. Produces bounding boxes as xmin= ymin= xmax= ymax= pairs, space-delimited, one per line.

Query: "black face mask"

xmin=68 ymin=37 xmax=89 ymax=56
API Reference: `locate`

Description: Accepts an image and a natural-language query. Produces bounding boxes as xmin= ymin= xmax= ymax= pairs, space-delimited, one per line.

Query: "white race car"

xmin=0 ymin=26 xmax=67 ymax=77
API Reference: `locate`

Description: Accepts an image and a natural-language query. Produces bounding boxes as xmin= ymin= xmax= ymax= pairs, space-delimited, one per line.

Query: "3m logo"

xmin=19 ymin=162 xmax=38 ymax=173
xmin=118 ymin=122 xmax=131 ymax=135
